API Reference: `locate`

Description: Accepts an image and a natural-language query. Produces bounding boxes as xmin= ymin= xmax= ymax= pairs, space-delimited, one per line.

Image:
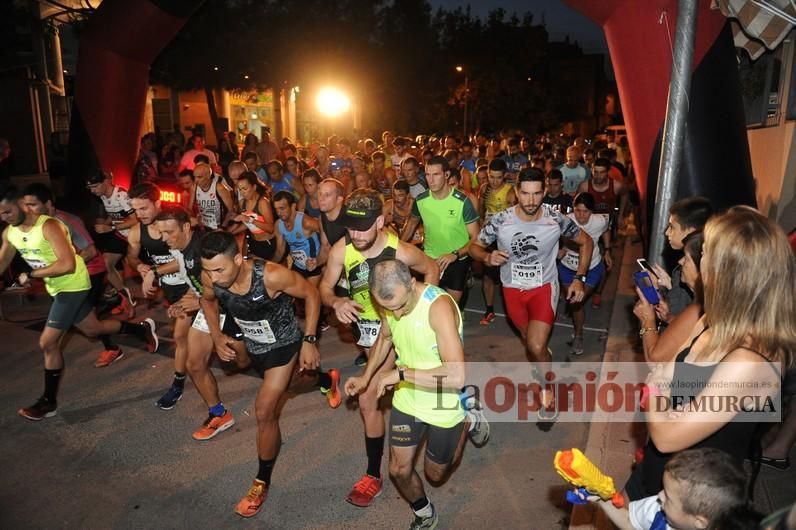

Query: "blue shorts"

xmin=558 ymin=261 xmax=605 ymax=289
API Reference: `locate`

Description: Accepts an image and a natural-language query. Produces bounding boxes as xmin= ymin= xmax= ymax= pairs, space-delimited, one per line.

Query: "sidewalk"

xmin=569 ymin=237 xmax=796 ymax=529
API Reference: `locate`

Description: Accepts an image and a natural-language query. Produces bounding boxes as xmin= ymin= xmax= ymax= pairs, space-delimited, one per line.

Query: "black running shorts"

xmin=389 ymin=407 xmax=465 ymax=465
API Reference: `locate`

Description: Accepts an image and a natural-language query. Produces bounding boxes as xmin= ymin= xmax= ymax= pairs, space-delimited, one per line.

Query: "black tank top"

xmin=213 ymin=259 xmax=302 ymax=354
xmin=140 ymin=221 xmax=184 ymax=286
xmin=632 ymin=328 xmax=780 ymax=499
xmin=322 ymin=211 xmax=347 ymax=247
xmin=174 ymin=230 xmax=205 ymax=296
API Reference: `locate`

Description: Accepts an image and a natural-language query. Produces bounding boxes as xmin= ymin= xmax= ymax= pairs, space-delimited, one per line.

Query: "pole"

xmin=649 ymin=0 xmax=698 ymax=265
xmin=463 ymin=75 xmax=469 ymax=140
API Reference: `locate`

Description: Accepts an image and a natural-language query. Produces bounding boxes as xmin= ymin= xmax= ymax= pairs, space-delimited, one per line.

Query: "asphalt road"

xmin=0 ymin=270 xmax=618 ymax=529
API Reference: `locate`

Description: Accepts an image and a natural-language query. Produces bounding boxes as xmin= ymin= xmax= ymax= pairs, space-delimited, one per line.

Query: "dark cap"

xmin=86 ymin=170 xmax=111 ymax=185
xmin=340 ymin=189 xmax=383 ymax=231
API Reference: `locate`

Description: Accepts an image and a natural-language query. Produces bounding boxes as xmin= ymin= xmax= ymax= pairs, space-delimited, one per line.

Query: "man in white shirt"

xmin=178 ymin=134 xmax=218 ymax=173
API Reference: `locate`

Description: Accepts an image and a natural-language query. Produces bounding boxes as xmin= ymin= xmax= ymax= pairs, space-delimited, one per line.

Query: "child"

xmin=588 ymin=448 xmax=748 ymax=530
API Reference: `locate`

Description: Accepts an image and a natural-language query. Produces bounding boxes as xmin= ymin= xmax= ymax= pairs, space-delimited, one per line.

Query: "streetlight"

xmin=455 ymin=65 xmax=468 ymax=139
xmin=316 ymin=87 xmax=351 ymax=117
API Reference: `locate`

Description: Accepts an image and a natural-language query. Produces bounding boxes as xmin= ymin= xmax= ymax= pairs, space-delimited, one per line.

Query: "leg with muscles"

xmin=391 ymin=443 xmax=438 ymax=529
xmin=423 ymin=421 xmax=468 ymax=484
xmin=235 ymin=354 xmax=297 ymax=518
xmin=18 ymin=325 xmax=68 ymax=420
xmin=568 ymin=284 xmax=593 ymax=356
xmin=347 ymin=349 xmax=396 ymax=507
xmin=526 ymin=320 xmax=554 ymax=415
xmin=75 ymin=311 xmax=158 ymax=353
xmin=481 ymin=274 xmax=495 ymax=324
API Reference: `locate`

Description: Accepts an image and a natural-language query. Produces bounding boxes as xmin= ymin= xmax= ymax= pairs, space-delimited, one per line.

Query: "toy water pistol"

xmin=554 ymin=448 xmax=625 ymax=508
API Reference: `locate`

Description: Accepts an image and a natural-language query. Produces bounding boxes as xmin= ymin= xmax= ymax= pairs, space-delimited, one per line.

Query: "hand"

xmin=654 ymin=298 xmax=673 ymax=323
xmin=94 ymin=223 xmax=113 ymax=234
xmin=298 ymin=341 xmax=320 ymax=372
xmin=344 ymin=375 xmax=369 ymax=397
xmin=142 ymin=271 xmax=158 ymax=297
xmin=137 ymin=264 xmax=151 ymax=276
xmin=212 ymin=333 xmax=237 ymax=362
xmin=178 ymin=294 xmax=201 ymax=313
xmin=633 ymin=286 xmax=657 ymax=326
xmin=376 ymin=369 xmax=400 ymax=398
xmin=436 ymin=253 xmax=457 ymax=276
xmin=651 ymin=264 xmax=671 ymax=290
xmin=17 ymin=272 xmax=30 ymax=286
xmin=603 ymin=251 xmax=613 ymax=271
xmin=487 ymin=249 xmax=509 ymax=267
xmin=234 ymin=214 xmax=247 ymax=223
xmin=333 ymin=298 xmax=363 ymax=324
xmin=566 ymin=280 xmax=585 ymax=303
xmin=306 ymin=257 xmax=317 ymax=272
xmin=557 ymin=249 xmax=566 ymax=260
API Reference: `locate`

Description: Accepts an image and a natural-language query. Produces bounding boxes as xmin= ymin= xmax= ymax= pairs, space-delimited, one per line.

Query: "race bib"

xmin=291 ymin=249 xmax=308 ymax=269
xmin=511 ymin=261 xmax=543 ymax=289
xmin=562 ymin=252 xmax=579 ymax=271
xmin=201 ymin=211 xmax=219 ymax=229
xmin=24 ymin=258 xmax=47 ymax=270
xmin=192 ymin=310 xmax=227 ymax=333
xmin=356 ymin=319 xmax=381 ymax=348
xmin=234 ymin=317 xmax=276 ymax=344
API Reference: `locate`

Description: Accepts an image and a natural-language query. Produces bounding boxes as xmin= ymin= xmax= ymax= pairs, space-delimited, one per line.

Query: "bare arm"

xmin=316 ymin=216 xmax=332 ymax=267
xmin=397 ymin=241 xmax=439 ymax=286
xmin=272 ymin=227 xmax=286 ymax=264
xmin=265 ymin=262 xmax=319 ymax=336
xmin=30 ymin=219 xmax=77 ymax=278
xmin=0 ymin=227 xmax=17 ymax=276
xmin=126 ymin=223 xmax=144 ymax=272
xmin=400 ymin=215 xmax=421 ymax=242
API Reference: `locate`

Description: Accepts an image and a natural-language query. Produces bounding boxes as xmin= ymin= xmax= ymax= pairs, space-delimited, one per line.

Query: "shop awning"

xmin=713 ymin=0 xmax=796 ymax=59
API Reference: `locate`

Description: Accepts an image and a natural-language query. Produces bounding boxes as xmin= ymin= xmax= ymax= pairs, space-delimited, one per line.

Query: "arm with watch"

xmin=344 ymin=316 xmax=394 ymax=397
xmin=567 ymin=229 xmax=594 ymax=303
xmin=263 ymin=261 xmax=321 ymax=372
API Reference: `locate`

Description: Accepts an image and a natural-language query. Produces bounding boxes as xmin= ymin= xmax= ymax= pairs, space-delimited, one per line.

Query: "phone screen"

xmin=636 ymin=258 xmax=658 ymax=278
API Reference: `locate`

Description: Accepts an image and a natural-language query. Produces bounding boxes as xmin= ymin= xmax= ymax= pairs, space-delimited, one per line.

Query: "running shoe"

xmin=235 ymin=479 xmax=268 ymax=518
xmin=570 ymin=336 xmax=584 ymax=356
xmin=409 ymin=503 xmax=438 ymax=529
xmin=537 ymin=389 xmax=559 ymax=423
xmin=354 ymin=352 xmax=368 ymax=367
xmin=18 ymin=396 xmax=57 ymax=421
xmin=156 ymin=385 xmax=183 ymax=410
xmin=479 ymin=311 xmax=496 ymax=326
xmin=346 ymin=474 xmax=383 ymax=507
xmin=142 ymin=318 xmax=159 ymax=353
xmin=192 ymin=410 xmax=235 ymax=441
xmin=111 ymin=294 xmax=135 ymax=319
xmin=320 ymin=368 xmax=342 ymax=409
xmin=591 ymin=293 xmax=602 ymax=308
xmin=464 ymin=398 xmax=490 ymax=447
xmin=95 ymin=347 xmax=124 ymax=368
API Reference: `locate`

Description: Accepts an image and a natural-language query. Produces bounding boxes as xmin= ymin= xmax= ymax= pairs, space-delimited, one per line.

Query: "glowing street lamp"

xmin=316 ymin=87 xmax=351 ymax=117
xmin=455 ymin=65 xmax=469 ymax=139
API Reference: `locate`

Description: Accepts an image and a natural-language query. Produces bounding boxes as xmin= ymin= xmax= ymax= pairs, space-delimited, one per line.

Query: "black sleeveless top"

xmin=321 ymin=211 xmax=347 ymax=247
xmin=628 ymin=328 xmax=781 ymax=500
xmin=213 ymin=259 xmax=302 ymax=354
xmin=141 ymin=221 xmax=185 ymax=286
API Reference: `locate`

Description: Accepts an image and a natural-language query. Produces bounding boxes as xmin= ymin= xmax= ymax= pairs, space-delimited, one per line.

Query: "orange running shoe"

xmin=235 ymin=479 xmax=268 ymax=518
xmin=346 ymin=474 xmax=383 ymax=507
xmin=321 ymin=368 xmax=342 ymax=409
xmin=192 ymin=410 xmax=235 ymax=441
xmin=110 ymin=295 xmax=135 ymax=319
xmin=95 ymin=347 xmax=124 ymax=367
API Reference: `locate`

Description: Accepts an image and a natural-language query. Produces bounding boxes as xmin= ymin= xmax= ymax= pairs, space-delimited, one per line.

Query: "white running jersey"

xmin=478 ymin=204 xmax=580 ymax=289
xmin=560 ymin=213 xmax=609 ymax=272
xmin=195 ymin=176 xmax=224 ymax=229
xmin=101 ymin=186 xmax=134 ymax=237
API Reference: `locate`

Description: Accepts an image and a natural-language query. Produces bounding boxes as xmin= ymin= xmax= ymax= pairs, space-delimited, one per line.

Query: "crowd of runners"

xmin=2 ymin=128 xmax=793 ymax=529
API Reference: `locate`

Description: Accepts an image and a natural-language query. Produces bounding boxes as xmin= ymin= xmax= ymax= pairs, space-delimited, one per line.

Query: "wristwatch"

xmin=303 ymin=334 xmax=317 ymax=344
xmin=575 ymin=274 xmax=587 ymax=283
xmin=398 ymin=366 xmax=406 ymax=381
xmin=452 ymin=248 xmax=460 ymax=258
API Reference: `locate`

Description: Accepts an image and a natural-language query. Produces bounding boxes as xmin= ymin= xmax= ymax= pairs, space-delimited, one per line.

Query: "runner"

xmin=230 ymin=172 xmax=276 ymax=261
xmin=557 ymin=192 xmax=611 ymax=355
xmin=126 ymin=183 xmax=193 ymax=409
xmin=198 ymin=230 xmax=340 ymax=518
xmin=297 ymin=168 xmax=323 ymax=219
xmin=344 ymin=259 xmax=489 ymax=529
xmin=272 ymin=190 xmax=322 ymax=288
xmin=400 ymin=155 xmax=480 ymax=304
xmin=0 ymin=186 xmax=157 ymax=420
xmin=469 ymin=168 xmax=593 ymax=421
xmin=85 ymin=170 xmax=137 ymax=317
xmin=21 ymin=183 xmax=122 ymax=367
xmin=477 ymin=159 xmax=516 ymax=325
xmin=320 ymin=189 xmax=440 ymax=508
xmin=384 ymin=180 xmax=423 ymax=247
xmin=193 ymin=162 xmax=235 ymax=230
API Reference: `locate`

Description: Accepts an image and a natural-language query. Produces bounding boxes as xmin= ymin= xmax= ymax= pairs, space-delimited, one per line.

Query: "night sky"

xmin=430 ymin=0 xmax=607 ymax=53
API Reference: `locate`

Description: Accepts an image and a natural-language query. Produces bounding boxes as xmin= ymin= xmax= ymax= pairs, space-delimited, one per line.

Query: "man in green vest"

xmin=0 ymin=185 xmax=157 ymax=421
xmin=344 ymin=259 xmax=488 ymax=530
xmin=400 ymin=155 xmax=480 ymax=304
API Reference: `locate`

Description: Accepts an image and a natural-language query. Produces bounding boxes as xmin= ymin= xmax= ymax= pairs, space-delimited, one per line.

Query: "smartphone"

xmin=633 ymin=271 xmax=660 ymax=305
xmin=636 ymin=258 xmax=658 ymax=278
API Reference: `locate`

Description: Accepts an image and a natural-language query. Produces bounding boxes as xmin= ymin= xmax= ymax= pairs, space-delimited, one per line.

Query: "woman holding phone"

xmin=625 ymin=206 xmax=795 ymax=501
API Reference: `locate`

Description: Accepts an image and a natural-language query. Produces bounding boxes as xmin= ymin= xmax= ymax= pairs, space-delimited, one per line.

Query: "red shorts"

xmin=502 ymin=282 xmax=558 ymax=329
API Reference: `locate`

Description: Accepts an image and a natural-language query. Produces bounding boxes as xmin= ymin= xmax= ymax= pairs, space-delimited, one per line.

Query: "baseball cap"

xmin=85 ymin=170 xmax=111 ymax=185
xmin=340 ymin=189 xmax=383 ymax=231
